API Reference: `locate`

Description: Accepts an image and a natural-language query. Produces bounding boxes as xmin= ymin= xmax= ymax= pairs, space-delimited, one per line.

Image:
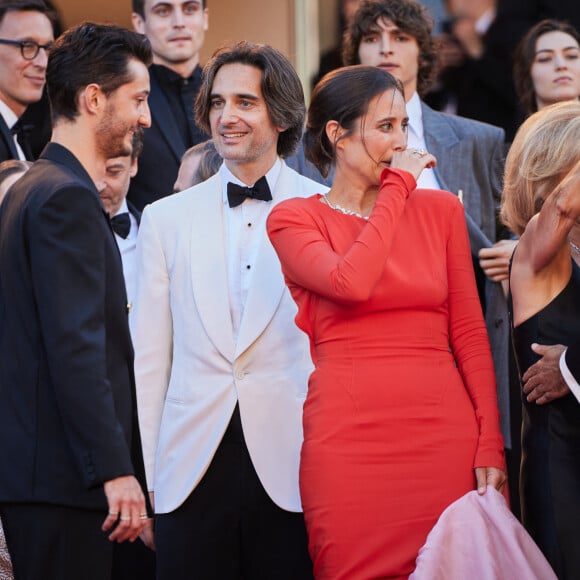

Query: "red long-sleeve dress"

xmin=267 ymin=168 xmax=505 ymax=579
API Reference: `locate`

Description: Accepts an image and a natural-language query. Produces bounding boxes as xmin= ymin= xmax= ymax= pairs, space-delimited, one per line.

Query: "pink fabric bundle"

xmin=410 ymin=486 xmax=556 ymax=579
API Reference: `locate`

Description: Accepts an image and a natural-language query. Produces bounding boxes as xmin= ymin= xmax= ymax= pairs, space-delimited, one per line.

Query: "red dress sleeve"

xmin=267 ymin=168 xmax=415 ymax=305
xmin=446 ymin=199 xmax=505 ymax=470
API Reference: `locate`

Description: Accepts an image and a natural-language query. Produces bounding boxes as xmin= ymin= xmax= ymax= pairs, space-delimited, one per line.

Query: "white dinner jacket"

xmin=131 ymin=161 xmax=327 ymax=514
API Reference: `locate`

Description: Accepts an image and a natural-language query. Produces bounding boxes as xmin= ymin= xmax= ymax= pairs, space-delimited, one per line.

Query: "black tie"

xmin=111 ymin=212 xmax=131 ymax=239
xmin=11 ymin=119 xmax=33 ymax=160
xmin=227 ymin=176 xmax=272 ymax=208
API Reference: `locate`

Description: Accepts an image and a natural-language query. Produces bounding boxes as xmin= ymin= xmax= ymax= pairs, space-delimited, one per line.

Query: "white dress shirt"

xmin=220 ymin=159 xmax=281 ymax=337
xmin=113 ymin=199 xmax=139 ymax=307
xmin=559 ymin=349 xmax=580 ymax=404
xmin=406 ymin=92 xmax=442 ymax=191
xmin=0 ymin=99 xmax=26 ymax=161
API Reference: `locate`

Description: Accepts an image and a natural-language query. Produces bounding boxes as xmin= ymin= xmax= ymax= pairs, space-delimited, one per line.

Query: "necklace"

xmin=570 ymin=240 xmax=580 ymax=254
xmin=321 ymin=195 xmax=369 ymax=220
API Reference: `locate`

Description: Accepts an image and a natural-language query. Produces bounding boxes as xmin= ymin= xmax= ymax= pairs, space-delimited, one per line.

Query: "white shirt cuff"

xmin=559 ymin=348 xmax=580 ymax=403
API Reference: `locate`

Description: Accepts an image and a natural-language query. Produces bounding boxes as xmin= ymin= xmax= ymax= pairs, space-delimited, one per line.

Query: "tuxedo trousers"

xmin=155 ymin=404 xmax=313 ymax=580
xmin=0 ymin=503 xmax=113 ymax=580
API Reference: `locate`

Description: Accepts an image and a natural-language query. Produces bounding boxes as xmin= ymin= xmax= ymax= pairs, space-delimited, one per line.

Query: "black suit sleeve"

xmin=30 ymin=185 xmax=134 ymax=488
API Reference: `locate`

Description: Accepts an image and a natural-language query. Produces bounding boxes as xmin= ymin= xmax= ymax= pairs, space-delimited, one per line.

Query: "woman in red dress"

xmin=267 ymin=66 xmax=506 ymax=579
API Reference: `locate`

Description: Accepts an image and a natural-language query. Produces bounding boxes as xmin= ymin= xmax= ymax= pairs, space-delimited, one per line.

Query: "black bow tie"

xmin=11 ymin=119 xmax=34 ymax=160
xmin=227 ymin=176 xmax=272 ymax=208
xmin=110 ymin=212 xmax=131 ymax=239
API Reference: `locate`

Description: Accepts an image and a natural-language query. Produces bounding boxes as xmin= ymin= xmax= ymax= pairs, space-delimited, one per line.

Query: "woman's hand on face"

xmin=390 ymin=148 xmax=437 ymax=181
xmin=475 ymin=466 xmax=507 ymax=495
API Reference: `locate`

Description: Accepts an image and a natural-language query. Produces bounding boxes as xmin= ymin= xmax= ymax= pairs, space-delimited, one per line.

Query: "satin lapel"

xmin=148 ymin=74 xmax=186 ymax=162
xmin=421 ymin=102 xmax=458 ymax=194
xmin=0 ymin=114 xmax=19 ymax=160
xmin=234 ymin=164 xmax=295 ymax=358
xmin=421 ymin=103 xmax=492 ymax=250
xmin=189 ymin=175 xmax=236 ymax=361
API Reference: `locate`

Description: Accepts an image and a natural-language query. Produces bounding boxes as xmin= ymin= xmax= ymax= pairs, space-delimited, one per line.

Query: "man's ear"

xmin=80 ymin=84 xmax=103 ymax=116
xmin=132 ymin=12 xmax=146 ymax=35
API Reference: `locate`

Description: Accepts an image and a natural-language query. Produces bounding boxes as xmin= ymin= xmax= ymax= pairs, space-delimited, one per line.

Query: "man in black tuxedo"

xmin=0 ymin=0 xmax=53 ymax=162
xmin=128 ymin=0 xmax=209 ymax=211
xmin=0 ymin=23 xmax=153 ymax=580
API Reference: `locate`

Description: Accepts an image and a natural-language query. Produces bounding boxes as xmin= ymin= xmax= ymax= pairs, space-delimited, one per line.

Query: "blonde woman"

xmin=501 ymin=100 xmax=580 ymax=579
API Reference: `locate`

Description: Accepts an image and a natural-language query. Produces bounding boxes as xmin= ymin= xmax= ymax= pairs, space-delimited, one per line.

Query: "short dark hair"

xmin=46 ymin=22 xmax=152 ymax=123
xmin=195 ymin=41 xmax=305 ymax=158
xmin=513 ymin=19 xmax=580 ymax=117
xmin=305 ymin=65 xmax=404 ymax=177
xmin=132 ymin=0 xmax=206 ymax=19
xmin=342 ymin=0 xmax=437 ymax=97
xmin=0 ymin=0 xmax=52 ymax=27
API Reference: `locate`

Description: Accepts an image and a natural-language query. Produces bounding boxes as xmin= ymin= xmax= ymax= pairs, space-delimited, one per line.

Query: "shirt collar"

xmin=475 ymin=8 xmax=496 ymax=36
xmin=220 ymin=158 xmax=282 ymax=205
xmin=0 ymin=98 xmax=20 ymax=130
xmin=113 ymin=198 xmax=129 ymax=217
xmin=150 ymin=63 xmax=201 ymax=86
xmin=406 ymin=92 xmax=424 ymax=140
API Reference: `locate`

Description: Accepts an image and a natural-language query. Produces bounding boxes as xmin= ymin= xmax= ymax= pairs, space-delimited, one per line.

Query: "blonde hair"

xmin=501 ymin=101 xmax=580 ymax=235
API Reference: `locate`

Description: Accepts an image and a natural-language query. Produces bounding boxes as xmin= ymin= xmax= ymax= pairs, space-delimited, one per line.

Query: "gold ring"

xmin=108 ymin=512 xmax=119 ymax=517
xmin=139 ymin=514 xmax=148 ymax=520
xmin=120 ymin=516 xmax=131 ymax=521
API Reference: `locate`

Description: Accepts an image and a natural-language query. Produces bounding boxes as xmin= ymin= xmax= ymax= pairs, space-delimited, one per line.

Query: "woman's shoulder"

xmin=268 ymin=194 xmax=324 ymax=227
xmin=412 ymin=187 xmax=463 ymax=210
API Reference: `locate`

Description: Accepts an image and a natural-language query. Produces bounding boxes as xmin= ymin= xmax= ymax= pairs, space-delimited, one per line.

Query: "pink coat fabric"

xmin=410 ymin=486 xmax=556 ymax=579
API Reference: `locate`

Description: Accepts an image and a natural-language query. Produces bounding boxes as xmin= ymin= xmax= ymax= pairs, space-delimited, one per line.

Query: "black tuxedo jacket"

xmin=0 ymin=113 xmax=19 ymax=162
xmin=127 ymin=65 xmax=206 ymax=212
xmin=0 ymin=143 xmax=148 ymax=510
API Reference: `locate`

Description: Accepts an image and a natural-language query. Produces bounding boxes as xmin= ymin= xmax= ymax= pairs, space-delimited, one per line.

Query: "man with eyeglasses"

xmin=0 ymin=0 xmax=53 ymax=163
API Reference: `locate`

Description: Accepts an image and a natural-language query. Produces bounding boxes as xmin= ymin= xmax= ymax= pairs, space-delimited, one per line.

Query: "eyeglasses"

xmin=0 ymin=38 xmax=53 ymax=60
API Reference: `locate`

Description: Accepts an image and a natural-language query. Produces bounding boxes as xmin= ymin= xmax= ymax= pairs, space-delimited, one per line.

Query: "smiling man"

xmin=131 ymin=41 xmax=327 ymax=579
xmin=0 ymin=0 xmax=53 ymax=162
xmin=0 ymin=23 xmax=153 ymax=580
xmin=129 ymin=0 xmax=208 ymax=210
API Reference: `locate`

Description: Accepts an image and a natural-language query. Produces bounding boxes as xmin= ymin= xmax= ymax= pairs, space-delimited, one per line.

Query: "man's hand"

xmin=101 ymin=475 xmax=147 ymax=543
xmin=479 ymin=239 xmax=518 ymax=282
xmin=522 ymin=343 xmax=570 ymax=405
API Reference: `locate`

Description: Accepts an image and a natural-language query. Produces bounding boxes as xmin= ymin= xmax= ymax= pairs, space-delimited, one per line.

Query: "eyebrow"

xmin=210 ymin=93 xmax=260 ymax=101
xmin=536 ymin=46 xmax=580 ymax=54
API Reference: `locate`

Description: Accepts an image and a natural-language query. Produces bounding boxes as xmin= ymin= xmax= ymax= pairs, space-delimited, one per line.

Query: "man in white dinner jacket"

xmin=131 ymin=41 xmax=327 ymax=580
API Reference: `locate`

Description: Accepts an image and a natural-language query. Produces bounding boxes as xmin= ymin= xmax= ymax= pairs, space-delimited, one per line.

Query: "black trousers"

xmin=155 ymin=405 xmax=313 ymax=580
xmin=0 ymin=503 xmax=113 ymax=580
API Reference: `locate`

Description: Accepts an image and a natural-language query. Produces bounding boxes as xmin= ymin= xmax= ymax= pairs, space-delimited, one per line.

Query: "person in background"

xmin=0 ymin=23 xmax=153 ymax=580
xmin=0 ymin=158 xmax=31 ymax=201
xmin=131 ymin=41 xmax=326 ymax=580
xmin=173 ymin=137 xmax=221 ymax=191
xmin=513 ymin=19 xmax=580 ymax=118
xmin=101 ymin=129 xmax=144 ymax=311
xmin=0 ymin=0 xmax=54 ymax=162
xmin=267 ymin=64 xmax=505 ymax=579
xmin=129 ymin=0 xmax=209 ymax=211
xmin=501 ymin=100 xmax=580 ymax=579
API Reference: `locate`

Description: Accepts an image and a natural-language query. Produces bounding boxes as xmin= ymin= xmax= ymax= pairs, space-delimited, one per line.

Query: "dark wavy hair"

xmin=305 ymin=65 xmax=404 ymax=177
xmin=342 ymin=0 xmax=437 ymax=97
xmin=46 ymin=23 xmax=152 ymax=123
xmin=513 ymin=19 xmax=580 ymax=117
xmin=0 ymin=0 xmax=53 ymax=26
xmin=195 ymin=41 xmax=305 ymax=158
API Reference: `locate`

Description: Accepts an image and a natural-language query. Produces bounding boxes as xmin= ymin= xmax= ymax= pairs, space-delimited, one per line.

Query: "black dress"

xmin=510 ymin=260 xmax=580 ymax=579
